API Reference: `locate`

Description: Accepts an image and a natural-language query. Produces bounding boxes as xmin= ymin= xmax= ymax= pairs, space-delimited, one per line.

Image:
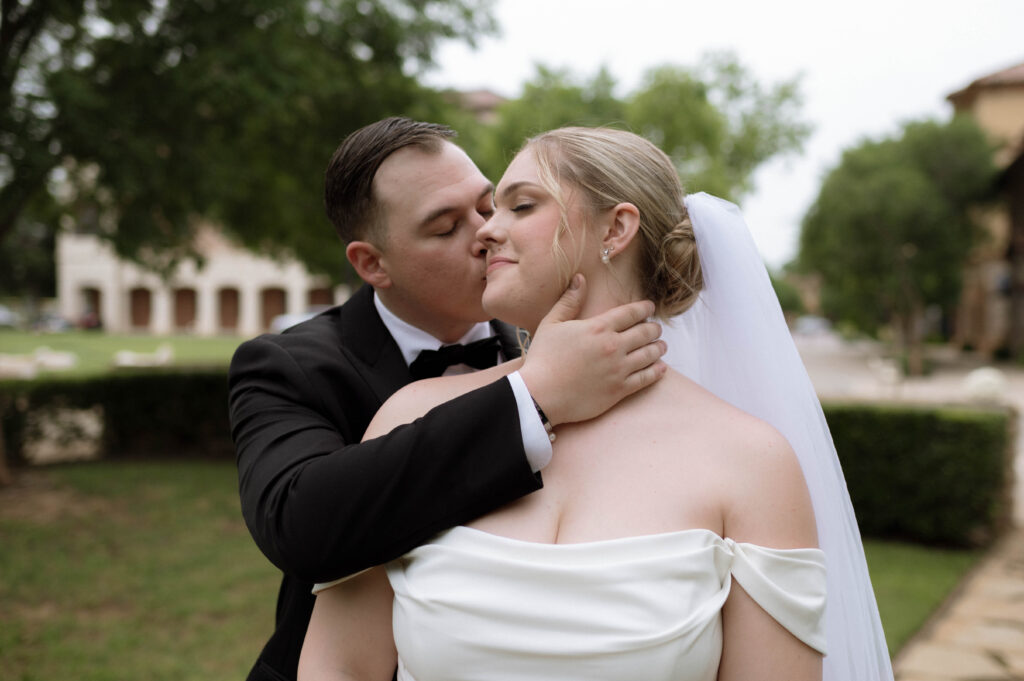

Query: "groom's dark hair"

xmin=325 ymin=116 xmax=456 ymax=245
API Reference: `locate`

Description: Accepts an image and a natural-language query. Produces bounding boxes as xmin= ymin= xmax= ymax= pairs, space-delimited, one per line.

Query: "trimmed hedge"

xmin=0 ymin=373 xmax=1015 ymax=546
xmin=0 ymin=369 xmax=234 ymax=466
xmin=825 ymin=403 xmax=1014 ymax=547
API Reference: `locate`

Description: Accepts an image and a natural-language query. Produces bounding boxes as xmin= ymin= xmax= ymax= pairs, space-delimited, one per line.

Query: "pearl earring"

xmin=601 ymin=247 xmax=612 ymax=265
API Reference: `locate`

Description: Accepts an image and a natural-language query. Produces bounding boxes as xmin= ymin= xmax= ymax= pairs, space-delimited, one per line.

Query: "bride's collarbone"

xmin=470 ymin=482 xmax=724 ymax=545
xmin=533 ymin=444 xmax=724 ymax=523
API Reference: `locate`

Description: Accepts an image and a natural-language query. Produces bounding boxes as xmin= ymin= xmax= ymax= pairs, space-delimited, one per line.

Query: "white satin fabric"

xmin=384 ymin=525 xmax=826 ymax=681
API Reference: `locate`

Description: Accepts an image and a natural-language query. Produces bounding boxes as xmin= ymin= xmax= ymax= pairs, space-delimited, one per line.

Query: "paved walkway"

xmin=894 ymin=530 xmax=1024 ymax=680
xmin=796 ymin=335 xmax=1024 ymax=679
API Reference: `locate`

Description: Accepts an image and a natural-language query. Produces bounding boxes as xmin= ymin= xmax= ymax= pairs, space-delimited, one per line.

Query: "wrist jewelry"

xmin=532 ymin=398 xmax=556 ymax=442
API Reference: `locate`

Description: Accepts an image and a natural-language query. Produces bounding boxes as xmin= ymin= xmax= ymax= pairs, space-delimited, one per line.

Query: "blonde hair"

xmin=523 ymin=126 xmax=703 ymax=319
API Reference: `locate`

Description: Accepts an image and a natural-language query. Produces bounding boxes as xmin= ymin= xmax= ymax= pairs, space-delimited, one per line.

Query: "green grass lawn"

xmin=0 ymin=461 xmax=279 ymax=681
xmin=864 ymin=538 xmax=980 ymax=654
xmin=0 ymin=460 xmax=983 ymax=678
xmin=0 ymin=330 xmax=244 ymax=378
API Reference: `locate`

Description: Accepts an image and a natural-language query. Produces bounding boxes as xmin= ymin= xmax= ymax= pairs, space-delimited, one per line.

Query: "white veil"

xmin=666 ymin=193 xmax=894 ymax=680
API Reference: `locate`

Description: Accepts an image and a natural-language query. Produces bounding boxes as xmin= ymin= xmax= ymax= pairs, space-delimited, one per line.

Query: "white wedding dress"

xmin=383 ymin=525 xmax=827 ymax=681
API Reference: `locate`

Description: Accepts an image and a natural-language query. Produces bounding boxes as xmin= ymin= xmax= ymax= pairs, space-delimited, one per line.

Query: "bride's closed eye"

xmin=511 ymin=202 xmax=535 ymax=213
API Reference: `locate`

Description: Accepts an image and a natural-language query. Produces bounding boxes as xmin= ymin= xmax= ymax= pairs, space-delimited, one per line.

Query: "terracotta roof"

xmin=949 ymin=59 xmax=1024 ymax=102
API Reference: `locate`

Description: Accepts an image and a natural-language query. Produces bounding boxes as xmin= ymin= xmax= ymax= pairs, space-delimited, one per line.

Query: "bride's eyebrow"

xmin=496 ymin=181 xmax=541 ymax=202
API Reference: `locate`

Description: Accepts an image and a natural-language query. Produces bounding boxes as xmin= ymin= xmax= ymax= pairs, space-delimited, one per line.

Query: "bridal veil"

xmin=665 ymin=193 xmax=894 ymax=680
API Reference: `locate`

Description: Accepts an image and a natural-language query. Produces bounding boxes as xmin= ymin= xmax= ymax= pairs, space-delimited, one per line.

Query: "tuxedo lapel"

xmin=336 ymin=285 xmax=412 ymax=402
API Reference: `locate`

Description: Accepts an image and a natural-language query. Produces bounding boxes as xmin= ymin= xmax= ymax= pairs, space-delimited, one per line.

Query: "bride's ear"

xmin=600 ymin=202 xmax=641 ymax=259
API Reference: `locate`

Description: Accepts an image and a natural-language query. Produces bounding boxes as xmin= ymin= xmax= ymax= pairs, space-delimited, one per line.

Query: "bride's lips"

xmin=486 ymin=256 xmax=515 ymax=275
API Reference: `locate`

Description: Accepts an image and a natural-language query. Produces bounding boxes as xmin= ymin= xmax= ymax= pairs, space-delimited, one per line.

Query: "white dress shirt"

xmin=373 ymin=293 xmax=552 ymax=471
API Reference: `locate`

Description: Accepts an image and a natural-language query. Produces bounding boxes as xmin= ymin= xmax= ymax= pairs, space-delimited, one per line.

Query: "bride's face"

xmin=477 ymin=149 xmax=586 ymax=332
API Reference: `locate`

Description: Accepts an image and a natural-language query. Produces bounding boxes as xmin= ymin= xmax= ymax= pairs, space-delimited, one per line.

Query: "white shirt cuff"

xmin=507 ymin=370 xmax=553 ymax=472
xmin=311 ymin=567 xmax=370 ymax=594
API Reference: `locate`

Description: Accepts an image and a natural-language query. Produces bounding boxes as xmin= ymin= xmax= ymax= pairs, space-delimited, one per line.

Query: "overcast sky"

xmin=423 ymin=0 xmax=1024 ymax=268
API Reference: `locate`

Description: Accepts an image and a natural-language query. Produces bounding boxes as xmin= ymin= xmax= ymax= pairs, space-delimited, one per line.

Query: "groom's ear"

xmin=600 ymin=202 xmax=641 ymax=257
xmin=346 ymin=240 xmax=392 ymax=288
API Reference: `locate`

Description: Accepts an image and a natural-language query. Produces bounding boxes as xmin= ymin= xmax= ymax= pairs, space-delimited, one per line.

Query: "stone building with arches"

xmin=56 ymin=225 xmax=350 ymax=337
xmin=53 ymin=90 xmax=509 ymax=339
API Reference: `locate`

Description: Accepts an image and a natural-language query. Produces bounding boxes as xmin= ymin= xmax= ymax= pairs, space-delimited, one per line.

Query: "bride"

xmin=298 ymin=127 xmax=892 ymax=681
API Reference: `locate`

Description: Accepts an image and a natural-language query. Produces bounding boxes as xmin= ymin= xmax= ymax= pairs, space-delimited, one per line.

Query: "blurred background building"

xmin=949 ymin=60 xmax=1024 ymax=355
xmin=57 ymin=226 xmax=347 ymax=337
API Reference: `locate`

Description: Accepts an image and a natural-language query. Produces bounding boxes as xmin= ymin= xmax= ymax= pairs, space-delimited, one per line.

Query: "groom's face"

xmin=371 ymin=142 xmax=495 ymax=341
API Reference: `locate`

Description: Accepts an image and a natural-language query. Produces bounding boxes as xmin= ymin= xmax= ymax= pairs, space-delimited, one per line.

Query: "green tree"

xmin=458 ymin=65 xmax=626 ymax=182
xmin=1 ymin=0 xmax=495 ymax=287
xmin=770 ymin=270 xmax=805 ymax=318
xmin=0 ymin=195 xmax=56 ymax=300
xmin=459 ymin=53 xmax=809 ymax=201
xmin=798 ymin=116 xmax=996 ymax=374
xmin=627 ymin=54 xmax=809 ymax=199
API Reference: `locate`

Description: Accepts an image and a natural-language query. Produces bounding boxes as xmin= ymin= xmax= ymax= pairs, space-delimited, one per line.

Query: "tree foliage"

xmin=628 ymin=55 xmax=809 ymax=199
xmin=459 ymin=65 xmax=626 ymax=180
xmin=459 ymin=53 xmax=810 ymax=201
xmin=4 ymin=5 xmax=807 ymax=294
xmin=0 ymin=192 xmax=56 ymax=299
xmin=798 ymin=116 xmax=997 ymax=371
xmin=1 ymin=0 xmax=495 ymax=286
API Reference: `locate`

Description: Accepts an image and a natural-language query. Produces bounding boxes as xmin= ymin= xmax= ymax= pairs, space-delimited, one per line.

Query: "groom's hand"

xmin=518 ymin=274 xmax=667 ymax=427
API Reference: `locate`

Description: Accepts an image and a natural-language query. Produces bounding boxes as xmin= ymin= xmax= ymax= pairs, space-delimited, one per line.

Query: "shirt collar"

xmin=373 ymin=292 xmax=494 ymax=368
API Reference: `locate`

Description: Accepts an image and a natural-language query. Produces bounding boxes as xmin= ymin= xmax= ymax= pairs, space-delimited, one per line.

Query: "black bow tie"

xmin=408 ymin=336 xmax=502 ymax=379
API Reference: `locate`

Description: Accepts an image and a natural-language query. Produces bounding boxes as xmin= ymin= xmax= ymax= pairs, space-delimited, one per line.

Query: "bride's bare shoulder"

xmin=661 ymin=374 xmax=817 ymax=547
xmin=659 ymin=370 xmax=804 ymax=491
xmin=363 ymin=360 xmax=521 ymax=440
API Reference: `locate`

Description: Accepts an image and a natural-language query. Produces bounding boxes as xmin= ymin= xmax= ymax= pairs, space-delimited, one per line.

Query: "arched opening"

xmin=261 ymin=288 xmax=287 ymax=331
xmin=308 ymin=287 xmax=334 ymax=307
xmin=218 ymin=287 xmax=239 ymax=332
xmin=173 ymin=288 xmax=197 ymax=331
xmin=129 ymin=288 xmax=152 ymax=330
xmin=80 ymin=287 xmax=102 ymax=329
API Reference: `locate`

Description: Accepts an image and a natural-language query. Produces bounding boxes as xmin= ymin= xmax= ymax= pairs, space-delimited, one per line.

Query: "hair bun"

xmin=652 ymin=211 xmax=703 ymax=318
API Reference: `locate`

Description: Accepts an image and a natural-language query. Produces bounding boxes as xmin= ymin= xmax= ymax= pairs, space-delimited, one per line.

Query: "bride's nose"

xmin=475 ymin=215 xmax=503 ymax=247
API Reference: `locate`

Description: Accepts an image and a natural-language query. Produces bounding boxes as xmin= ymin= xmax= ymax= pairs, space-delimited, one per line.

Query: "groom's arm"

xmin=231 ymin=282 xmax=666 ymax=583
xmin=230 ymin=337 xmax=537 ymax=583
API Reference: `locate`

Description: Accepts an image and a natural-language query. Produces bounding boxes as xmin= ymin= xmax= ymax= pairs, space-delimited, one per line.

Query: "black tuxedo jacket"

xmin=228 ymin=284 xmax=542 ymax=681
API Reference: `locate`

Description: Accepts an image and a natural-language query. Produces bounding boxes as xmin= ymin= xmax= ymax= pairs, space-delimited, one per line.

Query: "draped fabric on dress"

xmin=386 ymin=526 xmax=826 ymax=681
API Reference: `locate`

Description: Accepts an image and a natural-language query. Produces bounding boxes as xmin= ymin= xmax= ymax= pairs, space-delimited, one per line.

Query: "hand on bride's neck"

xmin=514 ymin=262 xmax=645 ymax=337
xmin=569 ymin=265 xmax=645 ymax=327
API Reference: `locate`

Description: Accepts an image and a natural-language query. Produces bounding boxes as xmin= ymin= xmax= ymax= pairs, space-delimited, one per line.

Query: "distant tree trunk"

xmin=897 ymin=300 xmax=927 ymax=377
xmin=0 ymin=405 xmax=11 ymax=487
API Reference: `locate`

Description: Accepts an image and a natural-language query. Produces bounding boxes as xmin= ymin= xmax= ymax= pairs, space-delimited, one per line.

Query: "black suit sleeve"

xmin=229 ymin=335 xmax=542 ymax=583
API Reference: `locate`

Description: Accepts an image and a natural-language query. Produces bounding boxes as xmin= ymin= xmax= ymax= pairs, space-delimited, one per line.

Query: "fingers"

xmin=616 ymin=321 xmax=663 ymax=353
xmin=622 ymin=339 xmax=668 ymax=375
xmin=599 ymin=299 xmax=657 ymax=332
xmin=622 ymin=359 xmax=668 ymax=395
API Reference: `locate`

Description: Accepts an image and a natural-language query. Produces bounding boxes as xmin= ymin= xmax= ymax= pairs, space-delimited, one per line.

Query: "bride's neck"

xmin=536 ymin=270 xmax=644 ymax=333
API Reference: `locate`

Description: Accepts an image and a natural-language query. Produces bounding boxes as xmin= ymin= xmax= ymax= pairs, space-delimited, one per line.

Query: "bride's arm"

xmin=298 ymin=567 xmax=396 ymax=681
xmin=717 ymin=423 xmax=823 ymax=681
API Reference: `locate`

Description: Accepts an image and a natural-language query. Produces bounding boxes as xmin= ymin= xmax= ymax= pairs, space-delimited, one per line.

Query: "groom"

xmin=228 ymin=117 xmax=666 ymax=681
